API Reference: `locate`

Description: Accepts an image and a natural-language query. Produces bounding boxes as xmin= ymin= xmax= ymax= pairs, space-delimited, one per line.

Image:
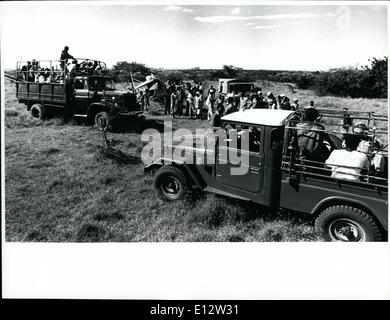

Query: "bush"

xmin=303 ymin=57 xmax=387 ymax=98
xmin=110 ymin=61 xmax=152 ymax=82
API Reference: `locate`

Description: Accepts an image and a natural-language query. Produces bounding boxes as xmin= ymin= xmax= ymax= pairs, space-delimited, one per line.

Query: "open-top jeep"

xmin=14 ymin=59 xmax=143 ymax=129
xmin=144 ymin=109 xmax=388 ymax=242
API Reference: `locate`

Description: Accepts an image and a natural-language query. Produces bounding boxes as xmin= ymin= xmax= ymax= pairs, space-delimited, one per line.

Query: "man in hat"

xmin=353 ymin=121 xmax=382 ymax=154
xmin=280 ymin=95 xmax=291 ymax=110
xmin=266 ymin=92 xmax=277 ymax=109
xmin=291 ymin=98 xmax=299 ymax=111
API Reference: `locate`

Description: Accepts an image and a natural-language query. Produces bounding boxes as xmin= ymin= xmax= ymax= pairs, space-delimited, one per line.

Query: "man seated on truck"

xmin=325 ymin=133 xmax=369 ymax=181
xmin=352 ymin=122 xmax=386 ymax=177
xmin=296 ymin=107 xmax=336 ymax=165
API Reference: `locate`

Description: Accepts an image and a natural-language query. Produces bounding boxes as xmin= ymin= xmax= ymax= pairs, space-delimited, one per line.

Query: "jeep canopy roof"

xmin=218 ymin=78 xmax=253 ymax=83
xmin=221 ymin=109 xmax=294 ymax=126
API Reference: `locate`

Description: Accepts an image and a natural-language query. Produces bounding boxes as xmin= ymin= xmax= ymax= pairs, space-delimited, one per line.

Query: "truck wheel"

xmin=154 ymin=166 xmax=190 ymax=201
xmin=94 ymin=111 xmax=110 ymax=131
xmin=30 ymin=104 xmax=44 ymax=120
xmin=315 ymin=205 xmax=383 ymax=242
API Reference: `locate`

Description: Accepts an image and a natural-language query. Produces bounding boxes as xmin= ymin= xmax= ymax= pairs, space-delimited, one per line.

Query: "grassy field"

xmin=4 ymin=78 xmax=387 ymax=242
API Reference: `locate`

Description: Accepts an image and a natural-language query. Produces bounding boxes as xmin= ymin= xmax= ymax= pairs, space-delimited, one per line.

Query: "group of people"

xmin=19 ymin=46 xmax=103 ymax=84
xmin=137 ymin=88 xmax=151 ymax=112
xmin=61 ymin=46 xmax=103 ymax=78
xmin=19 ymin=60 xmax=58 ymax=83
xmin=163 ymin=80 xmax=205 ymax=118
xmin=295 ymin=107 xmax=384 ymax=181
xmin=208 ymin=90 xmax=303 ymax=128
xmin=161 ymin=78 xmax=305 ymax=126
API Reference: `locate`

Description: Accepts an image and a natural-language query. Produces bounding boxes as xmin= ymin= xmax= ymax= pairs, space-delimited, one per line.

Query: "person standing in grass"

xmin=239 ymin=92 xmax=249 ymax=111
xmin=164 ymin=86 xmax=171 ymax=115
xmin=176 ymin=85 xmax=186 ymax=116
xmin=186 ymin=89 xmax=194 ymax=118
xmin=210 ymin=104 xmax=225 ymax=129
xmin=170 ymin=88 xmax=176 ymax=118
xmin=206 ymin=92 xmax=215 ymax=120
xmin=194 ymin=91 xmax=203 ymax=119
xmin=266 ymin=92 xmax=277 ymax=109
xmin=280 ymin=95 xmax=292 ymax=110
xmin=224 ymin=97 xmax=237 ymax=115
xmin=144 ymin=88 xmax=150 ymax=112
xmin=138 ymin=90 xmax=145 ymax=111
xmin=291 ymin=98 xmax=299 ymax=111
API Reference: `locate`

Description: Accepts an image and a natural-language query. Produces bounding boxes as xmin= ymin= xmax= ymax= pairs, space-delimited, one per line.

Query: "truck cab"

xmin=71 ymin=75 xmax=142 ymax=126
xmin=145 ymin=109 xmax=388 ymax=242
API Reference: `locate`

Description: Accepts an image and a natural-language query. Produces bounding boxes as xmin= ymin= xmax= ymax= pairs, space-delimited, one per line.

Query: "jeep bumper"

xmin=119 ymin=110 xmax=144 ymax=117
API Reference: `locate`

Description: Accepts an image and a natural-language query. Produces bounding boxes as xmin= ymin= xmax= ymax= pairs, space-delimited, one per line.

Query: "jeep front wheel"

xmin=31 ymin=104 xmax=44 ymax=120
xmin=94 ymin=111 xmax=110 ymax=131
xmin=154 ymin=166 xmax=189 ymax=201
xmin=315 ymin=205 xmax=383 ymax=242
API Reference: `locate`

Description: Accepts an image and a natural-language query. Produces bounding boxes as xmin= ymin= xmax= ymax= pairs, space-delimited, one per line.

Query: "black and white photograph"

xmin=1 ymin=0 xmax=389 ymax=301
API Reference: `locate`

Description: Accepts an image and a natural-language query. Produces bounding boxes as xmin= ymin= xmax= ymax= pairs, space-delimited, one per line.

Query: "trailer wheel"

xmin=315 ymin=205 xmax=383 ymax=242
xmin=154 ymin=166 xmax=190 ymax=201
xmin=94 ymin=111 xmax=110 ymax=131
xmin=30 ymin=104 xmax=44 ymax=120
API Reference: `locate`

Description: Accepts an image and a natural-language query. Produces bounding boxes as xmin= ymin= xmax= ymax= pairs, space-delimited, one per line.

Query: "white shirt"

xmin=326 ymin=149 xmax=369 ymax=181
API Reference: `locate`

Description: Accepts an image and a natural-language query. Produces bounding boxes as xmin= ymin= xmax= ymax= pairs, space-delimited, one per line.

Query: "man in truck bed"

xmin=60 ymin=46 xmax=74 ymax=70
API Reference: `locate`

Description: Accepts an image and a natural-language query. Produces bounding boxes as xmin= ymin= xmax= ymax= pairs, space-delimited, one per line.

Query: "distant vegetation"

xmin=296 ymin=57 xmax=388 ymax=99
xmin=109 ymin=57 xmax=387 ymax=99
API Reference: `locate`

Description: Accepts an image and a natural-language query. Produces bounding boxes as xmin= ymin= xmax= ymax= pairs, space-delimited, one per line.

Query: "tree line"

xmin=107 ymin=57 xmax=388 ymax=99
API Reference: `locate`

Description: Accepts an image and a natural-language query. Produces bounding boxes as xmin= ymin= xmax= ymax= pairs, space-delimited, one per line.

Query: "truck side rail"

xmin=15 ymin=58 xmax=107 ymax=84
xmin=282 ymin=109 xmax=388 ymax=189
xmin=281 ymin=156 xmax=388 ymax=189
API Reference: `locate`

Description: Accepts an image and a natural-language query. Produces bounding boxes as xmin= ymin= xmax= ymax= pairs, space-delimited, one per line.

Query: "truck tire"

xmin=154 ymin=166 xmax=190 ymax=201
xmin=30 ymin=104 xmax=44 ymax=120
xmin=315 ymin=205 xmax=383 ymax=242
xmin=94 ymin=111 xmax=110 ymax=131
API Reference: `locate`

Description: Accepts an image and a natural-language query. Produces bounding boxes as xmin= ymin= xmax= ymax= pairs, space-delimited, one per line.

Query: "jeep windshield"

xmin=88 ymin=77 xmax=115 ymax=91
xmin=229 ymin=83 xmax=254 ymax=93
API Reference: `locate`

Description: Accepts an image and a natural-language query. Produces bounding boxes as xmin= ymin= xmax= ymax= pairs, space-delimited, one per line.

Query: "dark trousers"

xmin=165 ymin=96 xmax=171 ymax=115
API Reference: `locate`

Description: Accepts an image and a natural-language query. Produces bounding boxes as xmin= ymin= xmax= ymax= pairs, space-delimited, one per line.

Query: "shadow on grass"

xmin=24 ymin=230 xmax=47 ymax=241
xmin=76 ymin=223 xmax=106 ymax=242
xmin=93 ymin=211 xmax=124 ymax=222
xmin=112 ymin=118 xmax=165 ymax=133
xmin=95 ymin=145 xmax=142 ymax=165
xmin=186 ymin=192 xmax=316 ymax=231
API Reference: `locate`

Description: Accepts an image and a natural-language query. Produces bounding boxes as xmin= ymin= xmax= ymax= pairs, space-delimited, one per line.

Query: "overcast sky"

xmin=0 ymin=2 xmax=388 ymax=71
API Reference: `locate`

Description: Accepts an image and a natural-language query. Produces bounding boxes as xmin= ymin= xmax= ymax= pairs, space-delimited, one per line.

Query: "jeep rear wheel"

xmin=315 ymin=205 xmax=383 ymax=242
xmin=94 ymin=111 xmax=110 ymax=131
xmin=31 ymin=104 xmax=44 ymax=120
xmin=154 ymin=166 xmax=189 ymax=201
